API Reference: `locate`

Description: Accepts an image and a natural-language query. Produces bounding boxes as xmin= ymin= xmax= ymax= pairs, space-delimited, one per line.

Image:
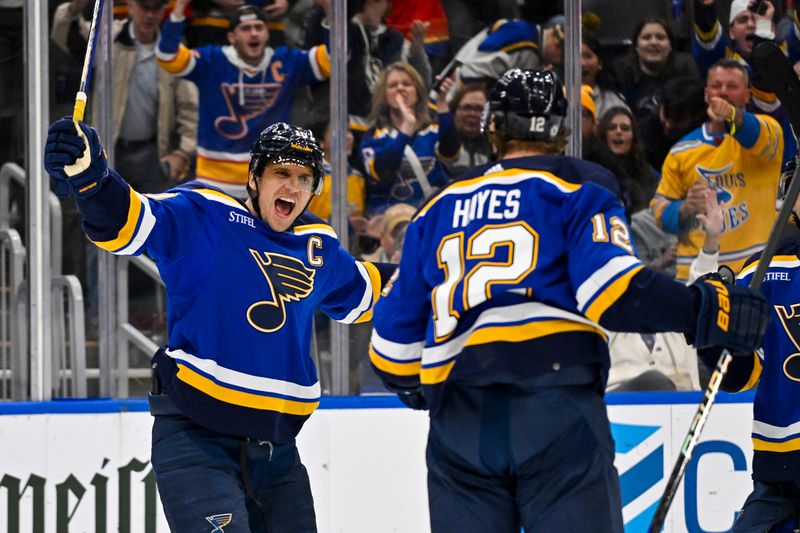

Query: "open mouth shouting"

xmin=274 ymin=196 xmax=297 ymax=219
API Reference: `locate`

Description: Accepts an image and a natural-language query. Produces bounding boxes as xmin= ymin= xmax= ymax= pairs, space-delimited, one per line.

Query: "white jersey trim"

xmin=166 ymin=348 xmax=321 ymax=399
xmin=116 ymin=192 xmax=156 ymax=255
xmin=575 ymin=255 xmax=642 ymax=311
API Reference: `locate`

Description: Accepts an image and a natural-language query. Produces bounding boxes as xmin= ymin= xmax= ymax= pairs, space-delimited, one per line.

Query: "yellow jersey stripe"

xmin=315 ymin=45 xmax=331 ymax=79
xmin=189 ymin=17 xmax=228 ymax=28
xmin=501 ymin=41 xmax=538 ymax=53
xmin=421 ymin=360 xmax=456 ymax=384
xmin=354 ymin=262 xmax=383 ymax=324
xmin=465 ymin=319 xmax=607 ymax=347
xmin=738 ymin=255 xmax=800 ymax=279
xmin=197 ymin=157 xmax=249 ymax=184
xmin=738 ymin=351 xmax=763 ymax=392
xmin=694 ymin=21 xmax=719 ymax=42
xmin=176 ymin=364 xmax=319 ymax=415
xmin=157 ymin=45 xmax=193 ymax=75
xmin=92 ymin=186 xmax=142 ymax=252
xmin=369 ymin=346 xmax=421 ymax=376
xmin=753 ymin=436 xmax=800 ymax=452
xmin=584 ymin=265 xmax=644 ymax=323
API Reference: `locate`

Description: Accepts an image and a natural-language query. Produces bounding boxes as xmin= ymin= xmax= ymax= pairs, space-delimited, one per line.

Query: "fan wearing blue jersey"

xmin=44 ymin=118 xmax=392 ymax=532
xmin=156 ymin=0 xmax=331 ymax=197
xmin=698 ymin=154 xmax=800 ymax=532
xmin=369 ymin=68 xmax=771 ymax=533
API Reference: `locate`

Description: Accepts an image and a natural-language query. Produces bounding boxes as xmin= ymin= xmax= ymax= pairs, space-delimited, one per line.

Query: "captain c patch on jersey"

xmin=247 ymin=250 xmax=315 ymax=332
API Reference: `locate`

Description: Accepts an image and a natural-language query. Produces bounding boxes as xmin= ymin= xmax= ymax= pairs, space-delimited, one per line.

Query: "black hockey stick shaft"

xmin=649 ymin=40 xmax=800 ymax=532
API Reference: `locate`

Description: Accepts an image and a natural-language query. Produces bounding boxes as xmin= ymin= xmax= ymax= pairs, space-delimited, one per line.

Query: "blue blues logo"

xmin=695 ymin=164 xmax=750 ymax=232
xmin=206 ymin=513 xmax=233 ymax=532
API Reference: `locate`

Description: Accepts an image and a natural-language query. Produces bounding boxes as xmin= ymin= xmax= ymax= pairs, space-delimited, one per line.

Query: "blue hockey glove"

xmin=44 ymin=117 xmax=108 ymax=198
xmin=396 ymin=388 xmax=428 ymax=410
xmin=689 ymin=272 xmax=770 ymax=354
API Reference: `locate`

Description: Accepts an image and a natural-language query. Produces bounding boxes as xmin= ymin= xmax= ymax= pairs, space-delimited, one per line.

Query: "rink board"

xmin=0 ymin=392 xmax=756 ymax=533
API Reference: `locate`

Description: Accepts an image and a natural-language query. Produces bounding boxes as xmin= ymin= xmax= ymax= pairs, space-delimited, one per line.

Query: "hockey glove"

xmin=689 ymin=272 xmax=770 ymax=354
xmin=396 ymin=387 xmax=428 ymax=410
xmin=44 ymin=117 xmax=108 ymax=198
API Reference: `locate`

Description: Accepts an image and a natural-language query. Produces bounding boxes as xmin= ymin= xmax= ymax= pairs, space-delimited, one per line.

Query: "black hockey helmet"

xmin=481 ymin=68 xmax=567 ymax=141
xmin=249 ymin=122 xmax=325 ymax=195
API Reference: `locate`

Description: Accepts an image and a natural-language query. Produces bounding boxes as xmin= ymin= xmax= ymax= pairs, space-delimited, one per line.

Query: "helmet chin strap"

xmin=247 ymin=174 xmax=264 ymax=221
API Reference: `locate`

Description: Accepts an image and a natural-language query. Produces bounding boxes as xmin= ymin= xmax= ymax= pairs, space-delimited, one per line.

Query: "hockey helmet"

xmin=249 ymin=122 xmax=325 ymax=195
xmin=481 ymin=68 xmax=567 ymax=141
xmin=779 ymin=151 xmax=800 ymax=206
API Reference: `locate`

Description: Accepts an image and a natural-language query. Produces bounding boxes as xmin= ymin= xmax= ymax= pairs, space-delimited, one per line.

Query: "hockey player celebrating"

xmin=369 ymin=68 xmax=772 ymax=532
xmin=698 ymin=154 xmax=800 ymax=532
xmin=44 ymin=117 xmax=390 ymax=531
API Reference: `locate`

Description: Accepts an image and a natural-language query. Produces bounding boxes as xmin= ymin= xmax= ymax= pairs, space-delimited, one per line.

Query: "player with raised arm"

xmin=43 ymin=117 xmax=391 ymax=532
xmin=369 ymin=68 xmax=771 ymax=533
xmin=696 ymin=153 xmax=800 ymax=532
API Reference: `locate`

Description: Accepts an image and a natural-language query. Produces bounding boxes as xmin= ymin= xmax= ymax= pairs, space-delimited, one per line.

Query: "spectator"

xmin=302 ymin=0 xmax=432 ymax=139
xmin=693 ymin=0 xmax=799 ymax=162
xmin=581 ymin=34 xmax=628 ymax=121
xmin=608 ymin=190 xmax=722 ymax=392
xmin=580 ymin=86 xmax=630 ymax=210
xmin=360 ymin=62 xmax=460 ymax=214
xmin=306 ymin=120 xmax=366 ymax=235
xmin=613 ymin=17 xmax=700 ymax=120
xmin=638 ymin=75 xmax=707 ymax=170
xmin=651 ymin=59 xmax=783 ymax=281
xmin=52 ymin=0 xmax=198 ymax=193
xmin=157 ymin=1 xmax=330 ymax=197
xmin=182 ymin=0 xmax=290 ymax=48
xmin=444 ymin=84 xmax=492 ymax=176
xmin=360 ymin=202 xmax=416 ymax=263
xmin=597 ymin=106 xmax=659 ymax=214
xmin=453 ymin=18 xmax=564 ymax=85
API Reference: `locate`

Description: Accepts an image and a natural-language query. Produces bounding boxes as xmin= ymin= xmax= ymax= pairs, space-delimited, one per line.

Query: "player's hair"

xmin=708 ymin=58 xmax=750 ymax=86
xmin=490 ymin=132 xmax=570 ymax=158
xmin=368 ymin=62 xmax=432 ymax=132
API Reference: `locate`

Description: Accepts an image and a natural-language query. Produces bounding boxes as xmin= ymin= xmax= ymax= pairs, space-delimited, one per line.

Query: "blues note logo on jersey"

xmin=206 ymin=513 xmax=232 ymax=532
xmin=775 ymin=303 xmax=800 ymax=381
xmin=248 ymin=250 xmax=315 ymax=332
xmin=215 ymin=83 xmax=282 ymax=140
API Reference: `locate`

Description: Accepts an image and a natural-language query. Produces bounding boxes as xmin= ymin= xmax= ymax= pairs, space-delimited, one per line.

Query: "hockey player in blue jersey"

xmin=698 ymin=154 xmax=800 ymax=533
xmin=44 ymin=118 xmax=391 ymax=532
xmin=369 ymin=68 xmax=772 ymax=533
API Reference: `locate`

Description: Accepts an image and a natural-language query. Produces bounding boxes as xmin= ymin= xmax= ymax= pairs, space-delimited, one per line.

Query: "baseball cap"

xmin=729 ymin=0 xmax=750 ymax=23
xmin=229 ymin=4 xmax=268 ymax=31
xmin=383 ymin=203 xmax=416 ymax=235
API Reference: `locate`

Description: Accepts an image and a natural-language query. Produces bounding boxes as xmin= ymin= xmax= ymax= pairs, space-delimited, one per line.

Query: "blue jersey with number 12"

xmin=370 ymin=155 xmax=643 ymax=413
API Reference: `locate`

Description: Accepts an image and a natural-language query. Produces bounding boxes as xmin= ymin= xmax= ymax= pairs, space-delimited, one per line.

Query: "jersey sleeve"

xmin=651 ymin=150 xmax=687 ymax=234
xmin=369 ymin=218 xmax=429 ymax=390
xmin=733 ymin=112 xmax=783 ymax=160
xmin=75 ymin=170 xmax=208 ymax=263
xmin=286 ymin=45 xmax=330 ymax=85
xmin=564 ymin=183 xmax=644 ymax=324
xmin=692 ymin=2 xmax=725 ymax=75
xmin=306 ymin=228 xmax=381 ymax=324
xmin=156 ymin=14 xmax=208 ymax=80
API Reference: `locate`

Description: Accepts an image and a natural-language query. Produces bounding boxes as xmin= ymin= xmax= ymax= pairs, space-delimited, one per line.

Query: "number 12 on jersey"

xmin=432 ymin=222 xmax=538 ymax=341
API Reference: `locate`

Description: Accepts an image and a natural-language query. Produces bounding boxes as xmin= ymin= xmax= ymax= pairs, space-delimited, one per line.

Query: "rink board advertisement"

xmin=0 ymin=392 xmax=756 ymax=533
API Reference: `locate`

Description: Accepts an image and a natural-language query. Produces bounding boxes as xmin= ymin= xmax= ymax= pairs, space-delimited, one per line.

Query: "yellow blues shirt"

xmin=76 ymin=174 xmax=380 ymax=443
xmin=652 ymin=112 xmax=782 ymax=280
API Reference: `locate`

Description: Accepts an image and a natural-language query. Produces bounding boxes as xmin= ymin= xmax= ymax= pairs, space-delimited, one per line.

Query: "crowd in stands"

xmin=3 ymin=0 xmax=798 ymax=393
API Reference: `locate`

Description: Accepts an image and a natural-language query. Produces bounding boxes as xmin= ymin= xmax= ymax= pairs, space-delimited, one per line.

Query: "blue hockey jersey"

xmin=369 ymin=156 xmax=706 ymax=414
xmin=724 ymin=239 xmax=800 ymax=482
xmin=76 ymin=173 xmax=380 ymax=442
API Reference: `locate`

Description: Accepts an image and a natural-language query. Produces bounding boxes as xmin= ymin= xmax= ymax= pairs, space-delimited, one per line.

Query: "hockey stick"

xmin=73 ymin=0 xmax=106 ymax=122
xmin=648 ymin=40 xmax=800 ymax=532
xmin=67 ymin=0 xmax=105 ymax=176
